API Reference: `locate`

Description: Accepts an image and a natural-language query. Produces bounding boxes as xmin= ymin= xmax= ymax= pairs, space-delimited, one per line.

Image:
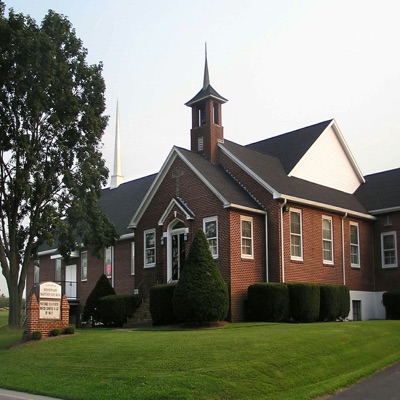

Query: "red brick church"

xmin=28 ymin=54 xmax=400 ymax=324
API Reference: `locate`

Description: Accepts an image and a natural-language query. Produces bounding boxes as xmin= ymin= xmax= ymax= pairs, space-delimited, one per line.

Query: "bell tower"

xmin=185 ymin=46 xmax=228 ymax=164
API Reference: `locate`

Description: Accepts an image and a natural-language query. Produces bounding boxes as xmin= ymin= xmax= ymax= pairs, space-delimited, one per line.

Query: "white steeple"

xmin=110 ymin=101 xmax=124 ymax=189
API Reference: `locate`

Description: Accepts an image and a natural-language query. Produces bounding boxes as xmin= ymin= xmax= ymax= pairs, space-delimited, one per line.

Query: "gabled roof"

xmin=220 ymin=139 xmax=373 ymax=219
xmin=354 ymin=168 xmax=400 ymax=213
xmin=99 ymin=174 xmax=157 ymax=236
xmin=129 ymin=146 xmax=264 ymax=228
xmin=246 ymin=120 xmax=332 ymax=174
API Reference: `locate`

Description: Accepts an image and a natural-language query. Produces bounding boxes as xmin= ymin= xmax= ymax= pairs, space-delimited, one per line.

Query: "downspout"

xmin=341 ymin=212 xmax=347 ymax=285
xmin=280 ymin=199 xmax=287 ymax=283
xmin=265 ymin=213 xmax=269 ymax=282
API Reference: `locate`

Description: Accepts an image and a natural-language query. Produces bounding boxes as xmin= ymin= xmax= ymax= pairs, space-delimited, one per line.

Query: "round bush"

xmin=150 ymin=284 xmax=178 ymax=326
xmin=49 ymin=328 xmax=61 ymax=337
xmin=31 ymin=331 xmax=42 ymax=340
xmin=64 ymin=325 xmax=75 ymax=335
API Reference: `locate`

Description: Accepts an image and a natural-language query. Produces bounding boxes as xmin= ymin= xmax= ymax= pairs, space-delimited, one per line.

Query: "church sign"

xmin=39 ymin=282 xmax=62 ymax=320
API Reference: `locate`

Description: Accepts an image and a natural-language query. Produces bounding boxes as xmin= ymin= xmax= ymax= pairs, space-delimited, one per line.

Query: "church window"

xmin=322 ymin=216 xmax=333 ymax=264
xmin=241 ymin=216 xmax=253 ymax=258
xmin=213 ymin=102 xmax=219 ymax=124
xmin=55 ymin=259 xmax=62 ymax=283
xmin=198 ymin=104 xmax=206 ymax=126
xmin=144 ymin=229 xmax=156 ymax=267
xmin=104 ymin=247 xmax=113 ymax=278
xmin=34 ymin=261 xmax=40 ymax=285
xmin=381 ymin=231 xmax=397 ymax=268
xmin=350 ymin=222 xmax=360 ymax=267
xmin=203 ymin=216 xmax=218 ymax=259
xmin=81 ymin=251 xmax=88 ymax=281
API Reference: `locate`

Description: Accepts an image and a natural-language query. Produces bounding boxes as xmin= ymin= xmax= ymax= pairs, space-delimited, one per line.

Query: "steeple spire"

xmin=110 ymin=101 xmax=124 ymax=189
xmin=203 ymin=43 xmax=210 ymax=89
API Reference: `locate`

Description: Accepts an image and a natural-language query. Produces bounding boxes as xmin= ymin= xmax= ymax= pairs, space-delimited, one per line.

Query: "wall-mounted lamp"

xmin=184 ymin=233 xmax=188 ymax=241
xmin=160 ymin=236 xmax=165 ymax=246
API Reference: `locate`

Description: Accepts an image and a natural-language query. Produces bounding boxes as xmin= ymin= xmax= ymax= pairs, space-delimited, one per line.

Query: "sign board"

xmin=39 ymin=282 xmax=61 ymax=320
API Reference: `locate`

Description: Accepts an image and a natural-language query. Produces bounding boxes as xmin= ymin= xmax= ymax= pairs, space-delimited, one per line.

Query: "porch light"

xmin=160 ymin=236 xmax=165 ymax=246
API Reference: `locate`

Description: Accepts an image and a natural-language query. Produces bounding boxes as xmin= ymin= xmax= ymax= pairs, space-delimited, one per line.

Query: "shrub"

xmin=64 ymin=325 xmax=75 ymax=335
xmin=31 ymin=331 xmax=42 ymax=340
xmin=287 ymin=283 xmax=320 ymax=323
xmin=247 ymin=283 xmax=289 ymax=322
xmin=338 ymin=285 xmax=350 ymax=319
xmin=98 ymin=295 xmax=138 ymax=327
xmin=173 ymin=229 xmax=229 ymax=324
xmin=382 ymin=291 xmax=400 ymax=319
xmin=83 ymin=274 xmax=116 ymax=323
xmin=49 ymin=328 xmax=61 ymax=337
xmin=150 ymin=284 xmax=178 ymax=326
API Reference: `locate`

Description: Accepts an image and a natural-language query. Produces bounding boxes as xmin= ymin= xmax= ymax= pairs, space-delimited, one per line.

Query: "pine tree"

xmin=173 ymin=228 xmax=229 ymax=324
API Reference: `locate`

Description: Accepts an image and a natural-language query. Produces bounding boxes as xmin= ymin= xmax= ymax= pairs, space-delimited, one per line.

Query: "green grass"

xmin=0 ymin=320 xmax=400 ymax=399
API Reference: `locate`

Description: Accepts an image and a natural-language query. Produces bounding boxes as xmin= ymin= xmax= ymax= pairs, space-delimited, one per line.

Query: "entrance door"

xmin=171 ymin=233 xmax=186 ymax=281
xmin=65 ymin=264 xmax=77 ymax=299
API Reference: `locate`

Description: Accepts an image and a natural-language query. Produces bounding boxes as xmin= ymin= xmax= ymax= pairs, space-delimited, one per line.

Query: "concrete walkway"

xmin=0 ymin=389 xmax=63 ymax=400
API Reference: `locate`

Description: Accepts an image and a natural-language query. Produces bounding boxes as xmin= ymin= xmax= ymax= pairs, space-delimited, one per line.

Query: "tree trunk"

xmin=8 ymin=282 xmax=22 ymax=328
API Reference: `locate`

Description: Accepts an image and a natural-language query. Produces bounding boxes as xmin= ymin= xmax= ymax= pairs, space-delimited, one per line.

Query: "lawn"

xmin=0 ymin=317 xmax=400 ymax=400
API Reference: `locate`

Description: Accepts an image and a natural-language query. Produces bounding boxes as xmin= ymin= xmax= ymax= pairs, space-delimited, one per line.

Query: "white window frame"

xmin=55 ymin=259 xmax=62 ymax=283
xmin=290 ymin=209 xmax=303 ymax=261
xmin=144 ymin=229 xmax=156 ymax=268
xmin=203 ymin=216 xmax=218 ymax=259
xmin=104 ymin=246 xmax=113 ymax=278
xmin=34 ymin=261 xmax=40 ymax=285
xmin=381 ymin=231 xmax=398 ymax=269
xmin=131 ymin=242 xmax=135 ymax=275
xmin=81 ymin=251 xmax=88 ymax=281
xmin=240 ymin=216 xmax=254 ymax=259
xmin=350 ymin=222 xmax=360 ymax=268
xmin=322 ymin=216 xmax=334 ymax=264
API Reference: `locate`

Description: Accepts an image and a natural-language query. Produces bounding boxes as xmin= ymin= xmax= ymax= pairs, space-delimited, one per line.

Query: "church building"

xmin=27 ymin=54 xmax=400 ymax=324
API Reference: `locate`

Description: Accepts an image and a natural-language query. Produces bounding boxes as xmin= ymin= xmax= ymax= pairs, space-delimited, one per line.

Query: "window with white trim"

xmin=290 ymin=209 xmax=303 ymax=260
xmin=203 ymin=217 xmax=218 ymax=259
xmin=381 ymin=231 xmax=398 ymax=268
xmin=241 ymin=216 xmax=253 ymax=258
xmin=34 ymin=261 xmax=40 ymax=285
xmin=144 ymin=229 xmax=156 ymax=267
xmin=104 ymin=246 xmax=113 ymax=278
xmin=81 ymin=251 xmax=88 ymax=281
xmin=322 ymin=216 xmax=333 ymax=264
xmin=55 ymin=259 xmax=62 ymax=283
xmin=131 ymin=242 xmax=135 ymax=275
xmin=350 ymin=222 xmax=360 ymax=267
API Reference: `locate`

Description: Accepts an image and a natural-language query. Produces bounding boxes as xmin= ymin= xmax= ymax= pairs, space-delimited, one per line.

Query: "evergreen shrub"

xmin=98 ymin=294 xmax=138 ymax=327
xmin=31 ymin=331 xmax=42 ymax=340
xmin=64 ymin=325 xmax=75 ymax=335
xmin=338 ymin=285 xmax=350 ymax=319
xmin=287 ymin=282 xmax=320 ymax=322
xmin=247 ymin=283 xmax=289 ymax=322
xmin=150 ymin=284 xmax=177 ymax=326
xmin=83 ymin=274 xmax=116 ymax=323
xmin=49 ymin=328 xmax=61 ymax=337
xmin=173 ymin=229 xmax=229 ymax=324
xmin=382 ymin=291 xmax=400 ymax=319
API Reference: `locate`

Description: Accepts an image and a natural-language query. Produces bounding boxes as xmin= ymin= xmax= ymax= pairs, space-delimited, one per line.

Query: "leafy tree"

xmin=173 ymin=228 xmax=229 ymax=324
xmin=83 ymin=274 xmax=116 ymax=324
xmin=0 ymin=4 xmax=118 ymax=327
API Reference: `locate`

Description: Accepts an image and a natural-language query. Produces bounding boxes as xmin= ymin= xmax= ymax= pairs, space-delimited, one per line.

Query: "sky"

xmin=1 ymin=0 xmax=399 ymax=296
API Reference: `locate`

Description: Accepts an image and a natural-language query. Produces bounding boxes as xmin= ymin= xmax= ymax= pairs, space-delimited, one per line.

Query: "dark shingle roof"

xmin=354 ymin=168 xmax=400 ymax=212
xmin=246 ymin=120 xmax=332 ymax=174
xmin=185 ymin=84 xmax=228 ymax=106
xmin=177 ymin=147 xmax=263 ymax=211
xmin=99 ymin=174 xmax=157 ymax=235
xmin=221 ymin=139 xmax=369 ymax=215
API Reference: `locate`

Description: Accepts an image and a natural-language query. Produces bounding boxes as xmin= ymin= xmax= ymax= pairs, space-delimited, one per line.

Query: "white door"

xmin=65 ymin=264 xmax=77 ymax=299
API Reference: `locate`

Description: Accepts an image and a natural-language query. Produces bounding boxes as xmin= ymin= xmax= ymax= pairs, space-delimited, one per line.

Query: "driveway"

xmin=0 ymin=389 xmax=62 ymax=400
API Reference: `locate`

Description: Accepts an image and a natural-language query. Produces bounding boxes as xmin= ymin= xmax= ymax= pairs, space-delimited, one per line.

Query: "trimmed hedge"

xmin=98 ymin=294 xmax=138 ymax=327
xmin=248 ymin=283 xmax=289 ymax=322
xmin=150 ymin=284 xmax=178 ymax=326
xmin=287 ymin=283 xmax=320 ymax=323
xmin=382 ymin=291 xmax=400 ymax=319
xmin=319 ymin=284 xmax=350 ymax=321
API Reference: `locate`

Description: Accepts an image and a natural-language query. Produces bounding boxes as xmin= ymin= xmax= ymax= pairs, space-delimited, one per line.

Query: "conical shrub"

xmin=172 ymin=228 xmax=229 ymax=324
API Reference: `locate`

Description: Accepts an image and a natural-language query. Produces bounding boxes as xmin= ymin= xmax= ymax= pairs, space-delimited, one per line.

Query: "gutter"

xmin=341 ymin=213 xmax=347 ymax=285
xmin=265 ymin=214 xmax=269 ymax=283
xmin=280 ymin=199 xmax=287 ymax=283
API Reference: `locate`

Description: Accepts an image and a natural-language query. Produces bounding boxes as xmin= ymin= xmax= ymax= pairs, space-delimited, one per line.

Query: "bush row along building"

xmin=27 ymin=55 xmax=400 ymax=324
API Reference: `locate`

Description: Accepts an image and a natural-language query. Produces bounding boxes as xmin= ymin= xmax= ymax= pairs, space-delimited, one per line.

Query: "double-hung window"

xmin=81 ymin=251 xmax=88 ymax=281
xmin=241 ymin=216 xmax=253 ymax=258
xmin=350 ymin=223 xmax=360 ymax=267
xmin=381 ymin=231 xmax=398 ymax=268
xmin=290 ymin=209 xmax=303 ymax=260
xmin=131 ymin=242 xmax=135 ymax=275
xmin=104 ymin=247 xmax=113 ymax=278
xmin=34 ymin=261 xmax=40 ymax=285
xmin=322 ymin=216 xmax=333 ymax=264
xmin=144 ymin=229 xmax=156 ymax=267
xmin=203 ymin=217 xmax=218 ymax=259
xmin=55 ymin=259 xmax=62 ymax=283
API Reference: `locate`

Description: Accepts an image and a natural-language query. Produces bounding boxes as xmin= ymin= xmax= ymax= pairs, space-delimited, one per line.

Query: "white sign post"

xmin=39 ymin=282 xmax=62 ymax=320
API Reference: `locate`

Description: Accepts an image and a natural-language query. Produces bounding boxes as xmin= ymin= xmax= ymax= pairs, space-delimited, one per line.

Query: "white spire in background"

xmin=110 ymin=101 xmax=124 ymax=189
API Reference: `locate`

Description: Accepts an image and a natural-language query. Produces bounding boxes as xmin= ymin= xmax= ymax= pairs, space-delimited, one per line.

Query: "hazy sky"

xmin=1 ymin=0 xmax=399 ymax=296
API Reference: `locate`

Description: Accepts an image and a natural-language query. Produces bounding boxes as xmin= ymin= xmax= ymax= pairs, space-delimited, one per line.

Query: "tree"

xmin=173 ymin=228 xmax=229 ymax=324
xmin=0 ymin=4 xmax=118 ymax=327
xmin=83 ymin=274 xmax=116 ymax=324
